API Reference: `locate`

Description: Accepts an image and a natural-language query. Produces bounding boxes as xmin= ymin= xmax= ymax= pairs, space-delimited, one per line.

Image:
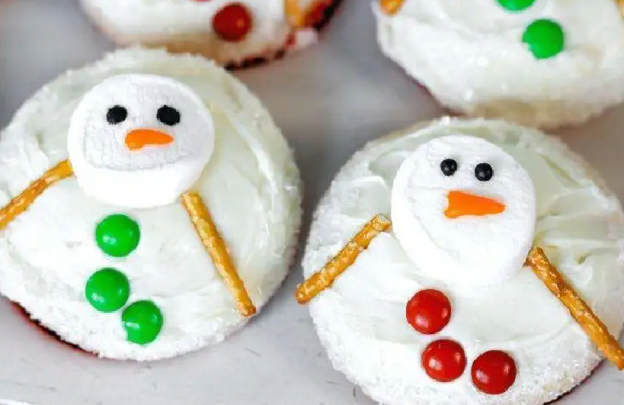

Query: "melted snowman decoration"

xmin=391 ymin=135 xmax=536 ymax=288
xmin=297 ymin=132 xmax=624 ymax=397
xmin=375 ymin=0 xmax=624 ymax=128
xmin=68 ymin=74 xmax=215 ymax=208
xmin=0 ymin=74 xmax=256 ymax=351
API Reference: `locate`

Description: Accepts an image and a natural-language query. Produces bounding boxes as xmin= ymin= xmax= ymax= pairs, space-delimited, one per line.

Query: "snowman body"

xmin=81 ymin=0 xmax=329 ymax=66
xmin=375 ymin=0 xmax=624 ymax=128
xmin=303 ymin=119 xmax=624 ymax=404
xmin=0 ymin=49 xmax=301 ymax=360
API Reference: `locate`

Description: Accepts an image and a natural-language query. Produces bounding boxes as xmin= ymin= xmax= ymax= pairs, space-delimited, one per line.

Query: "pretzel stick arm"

xmin=296 ymin=215 xmax=392 ymax=304
xmin=181 ymin=192 xmax=256 ymax=317
xmin=0 ymin=159 xmax=73 ymax=231
xmin=526 ymin=247 xmax=624 ymax=370
xmin=379 ymin=0 xmax=406 ymax=15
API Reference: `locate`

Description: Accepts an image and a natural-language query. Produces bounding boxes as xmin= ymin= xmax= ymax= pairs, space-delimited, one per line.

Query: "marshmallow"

xmin=391 ymin=135 xmax=536 ymax=288
xmin=68 ymin=74 xmax=215 ymax=208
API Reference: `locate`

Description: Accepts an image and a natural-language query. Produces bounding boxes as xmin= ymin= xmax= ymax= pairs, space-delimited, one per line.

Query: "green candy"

xmin=85 ymin=268 xmax=130 ymax=313
xmin=497 ymin=0 xmax=535 ymax=12
xmin=122 ymin=300 xmax=164 ymax=345
xmin=522 ymin=19 xmax=565 ymax=60
xmin=96 ymin=214 xmax=140 ymax=258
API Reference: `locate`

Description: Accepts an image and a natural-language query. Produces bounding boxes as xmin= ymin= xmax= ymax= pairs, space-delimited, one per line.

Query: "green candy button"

xmin=122 ymin=300 xmax=164 ymax=345
xmin=497 ymin=0 xmax=535 ymax=12
xmin=522 ymin=19 xmax=565 ymax=60
xmin=96 ymin=214 xmax=140 ymax=258
xmin=85 ymin=268 xmax=130 ymax=313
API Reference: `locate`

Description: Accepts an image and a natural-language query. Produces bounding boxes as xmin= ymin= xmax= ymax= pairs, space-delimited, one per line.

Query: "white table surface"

xmin=1 ymin=1 xmax=624 ymax=404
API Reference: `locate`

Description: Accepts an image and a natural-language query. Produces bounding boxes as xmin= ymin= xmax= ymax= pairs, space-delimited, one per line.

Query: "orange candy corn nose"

xmin=444 ymin=190 xmax=506 ymax=219
xmin=125 ymin=129 xmax=174 ymax=151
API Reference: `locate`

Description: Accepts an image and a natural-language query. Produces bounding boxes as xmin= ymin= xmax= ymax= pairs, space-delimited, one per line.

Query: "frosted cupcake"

xmin=0 ymin=48 xmax=301 ymax=361
xmin=297 ymin=118 xmax=624 ymax=405
xmin=81 ymin=0 xmax=340 ymax=67
xmin=374 ymin=0 xmax=624 ymax=129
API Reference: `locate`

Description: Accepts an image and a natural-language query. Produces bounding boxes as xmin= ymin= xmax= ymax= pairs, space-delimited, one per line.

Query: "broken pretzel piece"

xmin=181 ymin=191 xmax=256 ymax=317
xmin=296 ymin=214 xmax=392 ymax=304
xmin=0 ymin=159 xmax=73 ymax=231
xmin=526 ymin=246 xmax=624 ymax=370
xmin=379 ymin=0 xmax=406 ymax=15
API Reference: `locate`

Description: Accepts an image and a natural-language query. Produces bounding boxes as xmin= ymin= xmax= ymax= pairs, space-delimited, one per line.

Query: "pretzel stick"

xmin=296 ymin=215 xmax=392 ymax=304
xmin=379 ymin=0 xmax=406 ymax=15
xmin=285 ymin=0 xmax=306 ymax=29
xmin=181 ymin=191 xmax=256 ymax=317
xmin=526 ymin=247 xmax=624 ymax=370
xmin=0 ymin=159 xmax=73 ymax=231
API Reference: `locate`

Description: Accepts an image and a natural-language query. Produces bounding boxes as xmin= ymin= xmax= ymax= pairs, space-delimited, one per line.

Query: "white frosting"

xmin=303 ymin=118 xmax=624 ymax=405
xmin=0 ymin=48 xmax=301 ymax=361
xmin=374 ymin=0 xmax=624 ymax=129
xmin=80 ymin=0 xmax=327 ymax=65
xmin=392 ymin=135 xmax=536 ymax=288
xmin=68 ymin=74 xmax=215 ymax=208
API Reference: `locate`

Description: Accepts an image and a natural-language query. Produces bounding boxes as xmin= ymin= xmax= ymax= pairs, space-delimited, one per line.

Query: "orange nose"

xmin=444 ymin=190 xmax=506 ymax=219
xmin=125 ymin=129 xmax=174 ymax=151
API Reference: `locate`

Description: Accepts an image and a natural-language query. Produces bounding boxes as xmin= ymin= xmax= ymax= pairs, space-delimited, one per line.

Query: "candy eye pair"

xmin=440 ymin=159 xmax=494 ymax=182
xmin=106 ymin=105 xmax=181 ymax=126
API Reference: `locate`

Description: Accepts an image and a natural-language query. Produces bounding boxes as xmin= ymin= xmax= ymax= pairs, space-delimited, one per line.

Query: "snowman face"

xmin=68 ymin=74 xmax=215 ymax=208
xmin=391 ymin=135 xmax=536 ymax=288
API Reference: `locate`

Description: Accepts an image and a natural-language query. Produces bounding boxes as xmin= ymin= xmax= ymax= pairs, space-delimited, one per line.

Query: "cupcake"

xmin=80 ymin=0 xmax=340 ymax=68
xmin=297 ymin=118 xmax=624 ymax=405
xmin=0 ymin=48 xmax=301 ymax=361
xmin=374 ymin=0 xmax=624 ymax=129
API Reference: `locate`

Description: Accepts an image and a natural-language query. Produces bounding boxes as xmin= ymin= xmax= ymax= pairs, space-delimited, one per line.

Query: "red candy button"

xmin=422 ymin=339 xmax=467 ymax=383
xmin=471 ymin=351 xmax=517 ymax=395
xmin=406 ymin=289 xmax=452 ymax=335
xmin=212 ymin=3 xmax=253 ymax=42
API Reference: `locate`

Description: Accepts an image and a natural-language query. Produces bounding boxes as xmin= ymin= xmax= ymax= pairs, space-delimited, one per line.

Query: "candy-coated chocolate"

xmin=212 ymin=3 xmax=253 ymax=42
xmin=122 ymin=300 xmax=164 ymax=345
xmin=496 ymin=0 xmax=536 ymax=12
xmin=422 ymin=340 xmax=467 ymax=382
xmin=406 ymin=289 xmax=452 ymax=335
xmin=522 ymin=19 xmax=565 ymax=60
xmin=95 ymin=214 xmax=141 ymax=257
xmin=85 ymin=268 xmax=130 ymax=313
xmin=471 ymin=350 xmax=517 ymax=395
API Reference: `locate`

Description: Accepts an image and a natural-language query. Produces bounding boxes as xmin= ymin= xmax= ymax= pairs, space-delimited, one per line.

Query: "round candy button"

xmin=497 ymin=0 xmax=535 ymax=12
xmin=96 ymin=214 xmax=140 ymax=258
xmin=406 ymin=289 xmax=452 ymax=335
xmin=122 ymin=300 xmax=164 ymax=345
xmin=472 ymin=351 xmax=517 ymax=395
xmin=422 ymin=339 xmax=467 ymax=383
xmin=85 ymin=268 xmax=130 ymax=313
xmin=212 ymin=3 xmax=253 ymax=42
xmin=522 ymin=19 xmax=565 ymax=60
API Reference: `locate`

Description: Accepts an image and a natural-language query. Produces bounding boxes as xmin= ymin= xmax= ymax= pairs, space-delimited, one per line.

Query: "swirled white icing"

xmin=302 ymin=118 xmax=624 ymax=405
xmin=374 ymin=0 xmax=624 ymax=129
xmin=0 ymin=48 xmax=302 ymax=361
xmin=81 ymin=0 xmax=324 ymax=65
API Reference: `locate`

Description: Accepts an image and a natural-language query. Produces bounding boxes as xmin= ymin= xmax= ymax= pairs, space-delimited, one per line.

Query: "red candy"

xmin=471 ymin=351 xmax=517 ymax=395
xmin=212 ymin=3 xmax=253 ymax=42
xmin=422 ymin=340 xmax=466 ymax=383
xmin=406 ymin=289 xmax=452 ymax=335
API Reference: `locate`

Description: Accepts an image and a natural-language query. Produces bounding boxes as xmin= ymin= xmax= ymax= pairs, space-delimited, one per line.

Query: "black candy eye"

xmin=106 ymin=105 xmax=127 ymax=125
xmin=475 ymin=163 xmax=494 ymax=181
xmin=440 ymin=158 xmax=458 ymax=176
xmin=157 ymin=105 xmax=181 ymax=126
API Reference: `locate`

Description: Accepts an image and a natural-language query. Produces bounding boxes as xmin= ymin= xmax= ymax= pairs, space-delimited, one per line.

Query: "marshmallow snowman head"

xmin=391 ymin=135 xmax=536 ymax=288
xmin=68 ymin=74 xmax=215 ymax=208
